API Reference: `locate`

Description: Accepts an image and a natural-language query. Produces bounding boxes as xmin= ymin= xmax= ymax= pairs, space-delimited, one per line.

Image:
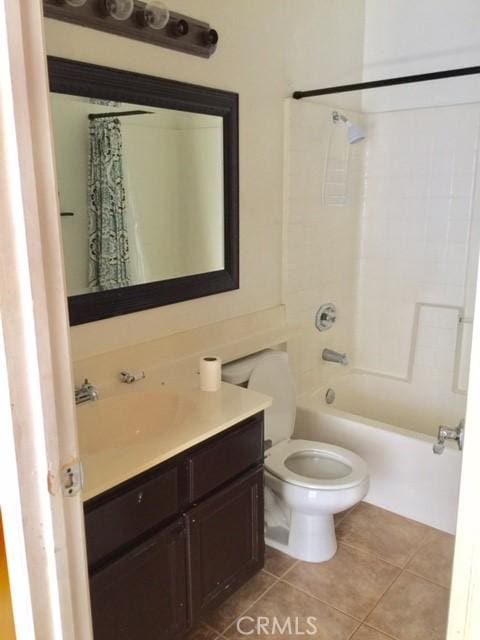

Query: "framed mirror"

xmin=48 ymin=57 xmax=239 ymax=325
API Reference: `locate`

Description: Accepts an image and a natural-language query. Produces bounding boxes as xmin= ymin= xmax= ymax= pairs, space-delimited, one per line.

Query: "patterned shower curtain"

xmin=88 ymin=117 xmax=130 ymax=291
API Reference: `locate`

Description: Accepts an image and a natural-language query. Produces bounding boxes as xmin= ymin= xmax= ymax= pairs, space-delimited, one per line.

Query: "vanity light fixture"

xmin=137 ymin=0 xmax=170 ymax=30
xmin=203 ymin=28 xmax=219 ymax=46
xmin=169 ymin=18 xmax=189 ymax=37
xmin=101 ymin=0 xmax=134 ymax=21
xmin=44 ymin=0 xmax=219 ymax=58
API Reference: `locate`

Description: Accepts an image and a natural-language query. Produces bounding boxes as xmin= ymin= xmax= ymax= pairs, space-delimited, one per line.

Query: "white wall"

xmin=45 ymin=1 xmax=367 ymax=362
xmin=177 ymin=125 xmax=224 ymax=276
xmin=363 ymin=0 xmax=480 ymax=111
xmin=51 ymin=95 xmax=90 ymax=295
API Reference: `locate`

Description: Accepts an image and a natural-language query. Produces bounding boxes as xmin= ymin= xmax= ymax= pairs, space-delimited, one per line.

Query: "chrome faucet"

xmin=119 ymin=370 xmax=146 ymax=384
xmin=75 ymin=379 xmax=99 ymax=405
xmin=322 ymin=348 xmax=349 ymax=366
xmin=433 ymin=419 xmax=465 ymax=454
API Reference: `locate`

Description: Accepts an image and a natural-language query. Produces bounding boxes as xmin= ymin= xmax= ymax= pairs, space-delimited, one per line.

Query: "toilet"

xmin=222 ymin=349 xmax=369 ymax=563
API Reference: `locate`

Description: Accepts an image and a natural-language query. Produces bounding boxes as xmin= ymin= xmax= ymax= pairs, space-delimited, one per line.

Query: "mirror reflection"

xmin=51 ymin=93 xmax=225 ymax=296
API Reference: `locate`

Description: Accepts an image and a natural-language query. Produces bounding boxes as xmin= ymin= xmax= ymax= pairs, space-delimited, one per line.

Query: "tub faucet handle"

xmin=433 ymin=419 xmax=465 ymax=455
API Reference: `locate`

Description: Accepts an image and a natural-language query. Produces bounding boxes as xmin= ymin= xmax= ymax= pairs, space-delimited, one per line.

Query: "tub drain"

xmin=325 ymin=388 xmax=335 ymax=404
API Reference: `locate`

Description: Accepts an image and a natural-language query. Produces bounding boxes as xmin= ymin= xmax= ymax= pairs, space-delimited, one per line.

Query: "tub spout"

xmin=322 ymin=348 xmax=349 ymax=366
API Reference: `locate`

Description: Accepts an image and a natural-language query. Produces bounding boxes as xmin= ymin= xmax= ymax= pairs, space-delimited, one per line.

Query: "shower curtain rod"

xmin=88 ymin=110 xmax=153 ymax=120
xmin=292 ymin=65 xmax=480 ymax=99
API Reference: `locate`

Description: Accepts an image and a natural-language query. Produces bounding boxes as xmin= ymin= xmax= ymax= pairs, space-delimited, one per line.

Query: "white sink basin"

xmin=77 ymin=390 xmax=193 ymax=455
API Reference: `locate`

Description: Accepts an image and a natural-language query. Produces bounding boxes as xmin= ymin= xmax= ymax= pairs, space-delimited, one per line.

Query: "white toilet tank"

xmin=222 ymin=350 xmax=296 ymax=445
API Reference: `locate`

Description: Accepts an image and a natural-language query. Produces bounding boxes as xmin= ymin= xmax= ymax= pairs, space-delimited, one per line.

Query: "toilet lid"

xmin=265 ymin=439 xmax=369 ymax=490
xmin=247 ymin=351 xmax=296 ymax=445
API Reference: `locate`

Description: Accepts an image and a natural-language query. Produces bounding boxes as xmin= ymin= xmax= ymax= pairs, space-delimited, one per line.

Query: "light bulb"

xmin=144 ymin=1 xmax=169 ymax=30
xmin=102 ymin=0 xmax=134 ymax=21
xmin=64 ymin=0 xmax=87 ymax=6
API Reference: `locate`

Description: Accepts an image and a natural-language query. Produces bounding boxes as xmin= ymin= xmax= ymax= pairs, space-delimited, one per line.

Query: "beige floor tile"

xmin=203 ymin=571 xmax=276 ymax=634
xmin=406 ymin=529 xmax=455 ymax=588
xmin=366 ymin=572 xmax=449 ymax=640
xmin=183 ymin=623 xmax=218 ymax=640
xmin=351 ymin=625 xmax=394 ymax=640
xmin=334 ymin=508 xmax=353 ymax=527
xmin=337 ymin=502 xmax=431 ymax=567
xmin=264 ymin=546 xmax=297 ymax=577
xmin=282 ymin=543 xmax=400 ymax=620
xmin=224 ymin=581 xmax=358 ymax=640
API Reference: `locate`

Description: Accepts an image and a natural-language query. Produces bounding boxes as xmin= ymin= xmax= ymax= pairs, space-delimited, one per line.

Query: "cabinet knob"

xmin=137 ymin=491 xmax=144 ymax=504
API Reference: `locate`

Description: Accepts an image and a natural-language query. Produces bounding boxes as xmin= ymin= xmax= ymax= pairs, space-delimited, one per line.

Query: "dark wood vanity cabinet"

xmin=84 ymin=412 xmax=264 ymax=640
xmin=189 ymin=467 xmax=263 ymax=619
xmin=90 ymin=518 xmax=189 ymax=640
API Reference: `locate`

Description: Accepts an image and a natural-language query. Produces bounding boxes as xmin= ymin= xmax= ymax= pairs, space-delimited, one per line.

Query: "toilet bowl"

xmin=222 ymin=349 xmax=369 ymax=563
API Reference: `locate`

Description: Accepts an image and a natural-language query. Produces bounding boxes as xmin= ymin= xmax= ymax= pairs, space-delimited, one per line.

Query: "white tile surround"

xmin=285 ymin=99 xmax=480 ymax=435
xmin=284 ymin=100 xmax=363 ymax=394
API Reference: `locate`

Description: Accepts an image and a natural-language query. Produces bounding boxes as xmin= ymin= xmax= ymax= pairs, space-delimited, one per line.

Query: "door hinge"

xmin=61 ymin=461 xmax=84 ymax=497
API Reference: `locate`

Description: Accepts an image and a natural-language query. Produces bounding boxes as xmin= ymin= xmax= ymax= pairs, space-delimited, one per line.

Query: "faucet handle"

xmin=433 ymin=440 xmax=445 ymax=455
xmin=433 ymin=421 xmax=464 ymax=454
xmin=120 ymin=370 xmax=146 ymax=384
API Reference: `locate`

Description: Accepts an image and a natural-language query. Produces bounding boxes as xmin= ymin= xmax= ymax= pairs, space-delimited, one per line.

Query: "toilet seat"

xmin=265 ymin=439 xmax=368 ymax=491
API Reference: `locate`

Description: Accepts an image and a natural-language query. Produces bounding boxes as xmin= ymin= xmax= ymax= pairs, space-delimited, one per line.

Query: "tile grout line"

xmin=402 ymin=527 xmax=438 ymax=568
xmin=337 ymin=540 xmax=406 ymax=570
xmin=209 ymin=559 xmax=302 ymax=636
xmin=263 ymin=558 xmax=300 ymax=581
xmin=345 ymin=620 xmax=363 ymax=640
xmin=276 ymin=558 xmax=299 ymax=582
xmin=357 ymin=567 xmax=405 ymax=633
xmin=360 ymin=623 xmax=399 ymax=640
xmin=362 ymin=561 xmax=451 ymax=639
xmin=278 ymin=575 xmax=364 ymax=625
xmin=215 ymin=574 xmax=282 ymax=636
xmin=403 ymin=567 xmax=451 ymax=591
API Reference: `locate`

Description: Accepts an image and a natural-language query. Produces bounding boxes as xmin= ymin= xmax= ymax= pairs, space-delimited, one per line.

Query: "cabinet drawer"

xmin=85 ymin=465 xmax=181 ymax=566
xmin=187 ymin=413 xmax=263 ymax=502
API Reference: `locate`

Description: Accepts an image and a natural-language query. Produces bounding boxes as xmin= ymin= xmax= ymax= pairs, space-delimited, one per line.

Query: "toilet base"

xmin=265 ymin=512 xmax=337 ymax=563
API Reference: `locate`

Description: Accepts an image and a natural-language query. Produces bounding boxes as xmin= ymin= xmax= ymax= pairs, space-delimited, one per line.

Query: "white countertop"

xmin=77 ymin=382 xmax=272 ymax=501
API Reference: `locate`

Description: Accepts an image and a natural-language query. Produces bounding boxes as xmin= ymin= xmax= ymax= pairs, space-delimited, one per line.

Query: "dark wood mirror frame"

xmin=48 ymin=57 xmax=239 ymax=326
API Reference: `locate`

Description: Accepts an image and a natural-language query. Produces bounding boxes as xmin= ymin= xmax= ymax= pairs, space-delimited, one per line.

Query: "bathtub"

xmin=295 ymin=373 xmax=463 ymax=534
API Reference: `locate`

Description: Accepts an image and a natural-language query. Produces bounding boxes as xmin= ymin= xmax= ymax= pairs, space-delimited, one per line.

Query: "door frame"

xmin=0 ymin=0 xmax=92 ymax=637
xmin=447 ymin=264 xmax=480 ymax=637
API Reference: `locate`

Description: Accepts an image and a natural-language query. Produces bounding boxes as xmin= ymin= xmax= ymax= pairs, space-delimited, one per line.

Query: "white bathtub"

xmin=295 ymin=376 xmax=462 ymax=534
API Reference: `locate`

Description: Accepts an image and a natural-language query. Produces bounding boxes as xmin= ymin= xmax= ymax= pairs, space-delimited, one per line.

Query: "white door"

xmin=447 ymin=265 xmax=480 ymax=636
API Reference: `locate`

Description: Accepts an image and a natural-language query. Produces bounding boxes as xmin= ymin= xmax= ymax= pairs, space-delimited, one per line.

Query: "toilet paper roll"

xmin=199 ymin=356 xmax=222 ymax=392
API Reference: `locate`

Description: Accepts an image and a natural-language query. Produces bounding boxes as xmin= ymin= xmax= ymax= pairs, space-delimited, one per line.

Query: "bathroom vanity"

xmin=79 ymin=384 xmax=270 ymax=640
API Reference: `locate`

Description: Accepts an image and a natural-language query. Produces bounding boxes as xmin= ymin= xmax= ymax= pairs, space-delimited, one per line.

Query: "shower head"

xmin=332 ymin=110 xmax=366 ymax=144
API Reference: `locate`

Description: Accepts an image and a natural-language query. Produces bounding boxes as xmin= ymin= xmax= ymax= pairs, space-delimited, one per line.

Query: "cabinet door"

xmin=188 ymin=466 xmax=264 ymax=618
xmin=89 ymin=518 xmax=189 ymax=640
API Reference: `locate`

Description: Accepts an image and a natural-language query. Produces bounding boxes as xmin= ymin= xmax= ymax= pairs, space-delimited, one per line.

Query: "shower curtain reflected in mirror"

xmin=88 ymin=117 xmax=131 ymax=291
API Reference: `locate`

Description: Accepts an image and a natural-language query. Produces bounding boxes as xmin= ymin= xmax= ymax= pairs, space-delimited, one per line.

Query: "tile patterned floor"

xmin=186 ymin=503 xmax=454 ymax=640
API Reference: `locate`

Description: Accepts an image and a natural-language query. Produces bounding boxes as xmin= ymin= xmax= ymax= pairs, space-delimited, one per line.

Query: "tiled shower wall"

xmin=285 ymin=100 xmax=480 ymax=413
xmin=355 ymin=104 xmax=480 ymax=414
xmin=284 ymin=100 xmax=363 ymax=393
